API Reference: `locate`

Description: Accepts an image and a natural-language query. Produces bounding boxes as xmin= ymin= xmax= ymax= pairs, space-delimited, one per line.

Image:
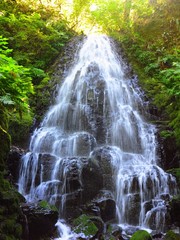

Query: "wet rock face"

xmin=21 ymin=202 xmax=58 ymax=240
xmin=32 ymin=35 xmax=86 ymax=124
xmin=58 ymin=148 xmax=116 ymax=222
xmin=87 ymin=147 xmax=115 ymax=190
xmin=156 ymin=129 xmax=180 ymax=171
xmin=81 ymin=158 xmax=104 ymax=202
xmin=7 ymin=146 xmax=24 ymax=184
xmin=93 ymin=191 xmax=116 ymax=222
xmin=68 ymin=75 xmax=109 ymax=143
xmin=39 ymin=153 xmax=56 ymax=182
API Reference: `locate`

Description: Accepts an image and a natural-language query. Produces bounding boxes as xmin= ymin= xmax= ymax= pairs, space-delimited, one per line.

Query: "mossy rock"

xmin=168 ymin=168 xmax=180 ymax=188
xmin=0 ymin=104 xmax=10 ymax=170
xmin=38 ymin=200 xmax=58 ymax=212
xmin=0 ymin=212 xmax=22 ymax=239
xmin=8 ymin=113 xmax=33 ymax=148
xmin=0 ymin=174 xmax=23 ymax=238
xmin=73 ymin=214 xmax=98 ymax=238
xmin=0 ymin=106 xmax=9 ymax=130
xmin=0 ymin=126 xmax=10 ymax=171
xmin=164 ymin=230 xmax=180 ymax=240
xmin=130 ymin=230 xmax=152 ymax=240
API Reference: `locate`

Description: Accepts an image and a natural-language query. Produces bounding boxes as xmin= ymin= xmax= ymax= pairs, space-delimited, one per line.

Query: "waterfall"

xmin=18 ymin=34 xmax=177 ymax=236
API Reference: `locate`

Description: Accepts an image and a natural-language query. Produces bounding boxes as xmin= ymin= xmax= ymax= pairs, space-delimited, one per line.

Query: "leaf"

xmin=0 ymin=94 xmax=15 ymax=105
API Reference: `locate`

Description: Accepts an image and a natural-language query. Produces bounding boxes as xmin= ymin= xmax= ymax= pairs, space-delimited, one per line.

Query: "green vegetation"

xmin=0 ymin=103 xmax=23 ymax=239
xmin=0 ymin=0 xmax=179 ymax=238
xmin=0 ymin=176 xmax=23 ymax=240
xmin=0 ymin=1 xmax=75 ymax=238
xmin=0 ymin=36 xmax=33 ymax=115
xmin=168 ymin=168 xmax=180 ymax=188
xmin=165 ymin=230 xmax=180 ymax=240
xmin=73 ymin=214 xmax=98 ymax=237
xmin=0 ymin=0 xmax=75 ymax=122
xmin=130 ymin=230 xmax=152 ymax=240
xmin=8 ymin=113 xmax=33 ymax=147
xmin=38 ymin=200 xmax=58 ymax=212
xmin=69 ymin=0 xmax=180 ymax=146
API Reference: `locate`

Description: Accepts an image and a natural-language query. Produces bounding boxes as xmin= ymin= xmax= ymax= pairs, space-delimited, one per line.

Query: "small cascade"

xmin=18 ymin=34 xmax=177 ymax=237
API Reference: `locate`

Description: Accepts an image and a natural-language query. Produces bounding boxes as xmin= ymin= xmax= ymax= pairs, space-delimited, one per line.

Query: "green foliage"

xmin=0 ymin=103 xmax=9 ymax=130
xmin=164 ymin=230 xmax=180 ymax=240
xmin=73 ymin=214 xmax=98 ymax=237
xmin=0 ymin=1 xmax=75 ymax=239
xmin=160 ymin=130 xmax=173 ymax=139
xmin=0 ymin=171 xmax=23 ymax=239
xmin=0 ymin=0 xmax=75 ymax=127
xmin=0 ymin=2 xmax=74 ymax=70
xmin=0 ymin=126 xmax=10 ymax=171
xmin=160 ymin=62 xmax=180 ymax=96
xmin=168 ymin=168 xmax=180 ymax=187
xmin=8 ymin=112 xmax=33 ymax=147
xmin=130 ymin=230 xmax=152 ymax=240
xmin=0 ymin=36 xmax=34 ymax=114
xmin=115 ymin=1 xmax=180 ymax=146
xmin=0 ymin=94 xmax=14 ymax=106
xmin=38 ymin=200 xmax=58 ymax=212
xmin=0 ymin=0 xmax=76 ymax=149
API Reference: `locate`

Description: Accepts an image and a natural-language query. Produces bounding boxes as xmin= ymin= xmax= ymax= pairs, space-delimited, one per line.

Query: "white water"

xmin=18 ymin=34 xmax=177 ymax=238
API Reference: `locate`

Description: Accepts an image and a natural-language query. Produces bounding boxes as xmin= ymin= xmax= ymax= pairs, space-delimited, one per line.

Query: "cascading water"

xmin=18 ymin=34 xmax=177 ymax=238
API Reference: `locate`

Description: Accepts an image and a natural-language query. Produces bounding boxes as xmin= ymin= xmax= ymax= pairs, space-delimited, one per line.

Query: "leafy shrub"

xmin=0 ymin=36 xmax=34 ymax=114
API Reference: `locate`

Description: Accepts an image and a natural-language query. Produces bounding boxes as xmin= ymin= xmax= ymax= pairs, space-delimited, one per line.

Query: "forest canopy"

xmin=0 ymin=0 xmax=179 ymax=144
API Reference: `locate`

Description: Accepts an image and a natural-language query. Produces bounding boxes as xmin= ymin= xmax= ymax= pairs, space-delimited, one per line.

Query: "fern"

xmin=0 ymin=94 xmax=15 ymax=105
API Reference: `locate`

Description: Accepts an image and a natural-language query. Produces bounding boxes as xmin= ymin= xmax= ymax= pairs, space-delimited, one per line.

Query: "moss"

xmin=38 ymin=200 xmax=58 ymax=212
xmin=0 ymin=170 xmax=23 ymax=239
xmin=164 ymin=230 xmax=180 ymax=240
xmin=14 ymin=223 xmax=22 ymax=238
xmin=0 ymin=105 xmax=9 ymax=130
xmin=73 ymin=214 xmax=98 ymax=237
xmin=0 ymin=184 xmax=23 ymax=238
xmin=8 ymin=113 xmax=33 ymax=147
xmin=0 ymin=103 xmax=11 ymax=171
xmin=0 ymin=126 xmax=11 ymax=171
xmin=168 ymin=168 xmax=180 ymax=188
xmin=1 ymin=219 xmax=16 ymax=233
xmin=130 ymin=230 xmax=152 ymax=240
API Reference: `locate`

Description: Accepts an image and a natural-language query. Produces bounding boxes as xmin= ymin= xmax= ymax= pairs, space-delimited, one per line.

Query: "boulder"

xmin=63 ymin=190 xmax=83 ymax=220
xmin=21 ymin=202 xmax=58 ymax=240
xmin=81 ymin=157 xmax=104 ymax=202
xmin=92 ymin=190 xmax=116 ymax=222
xmin=130 ymin=230 xmax=152 ymax=240
xmin=81 ymin=146 xmax=114 ymax=195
